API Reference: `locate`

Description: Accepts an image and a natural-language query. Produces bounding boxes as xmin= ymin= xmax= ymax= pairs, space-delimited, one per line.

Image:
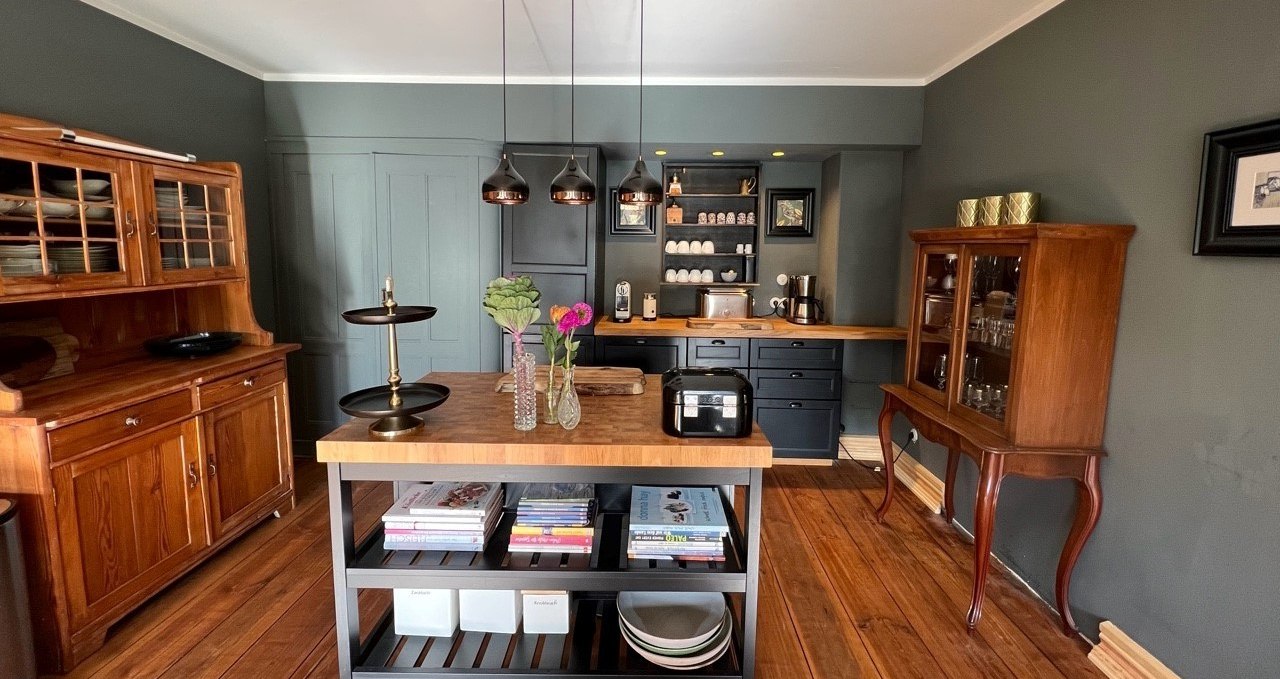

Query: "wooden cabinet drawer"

xmin=687 ymin=338 xmax=750 ymax=368
xmin=48 ymin=390 xmax=194 ymax=462
xmin=754 ymin=398 xmax=841 ymax=459
xmin=751 ymin=369 xmax=843 ymax=401
xmin=198 ymin=361 xmax=287 ymax=410
xmin=751 ymin=338 xmax=844 ymax=370
xmin=598 ymin=337 xmax=685 ymax=375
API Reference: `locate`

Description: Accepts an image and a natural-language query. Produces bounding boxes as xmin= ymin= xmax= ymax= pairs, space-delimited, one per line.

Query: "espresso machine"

xmin=782 ymin=274 xmax=823 ymax=325
xmin=613 ymin=281 xmax=632 ymax=322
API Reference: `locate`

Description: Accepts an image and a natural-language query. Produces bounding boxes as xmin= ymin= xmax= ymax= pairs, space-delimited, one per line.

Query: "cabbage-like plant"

xmin=482 ymin=275 xmax=542 ymax=354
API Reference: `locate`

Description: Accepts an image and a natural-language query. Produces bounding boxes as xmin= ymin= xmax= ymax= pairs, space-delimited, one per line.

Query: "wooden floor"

xmin=57 ymin=459 xmax=1102 ymax=679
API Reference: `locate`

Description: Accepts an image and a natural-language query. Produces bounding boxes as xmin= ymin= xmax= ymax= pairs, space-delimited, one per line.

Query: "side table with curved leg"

xmin=875 ymin=385 xmax=1104 ymax=633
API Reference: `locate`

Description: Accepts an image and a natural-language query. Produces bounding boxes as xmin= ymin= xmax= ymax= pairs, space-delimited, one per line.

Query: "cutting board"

xmin=494 ymin=366 xmax=645 ymax=395
xmin=685 ymin=318 xmax=774 ymax=331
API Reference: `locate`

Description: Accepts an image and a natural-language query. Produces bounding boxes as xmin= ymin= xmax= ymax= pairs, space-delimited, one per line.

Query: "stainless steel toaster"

xmin=696 ymin=287 xmax=753 ymax=319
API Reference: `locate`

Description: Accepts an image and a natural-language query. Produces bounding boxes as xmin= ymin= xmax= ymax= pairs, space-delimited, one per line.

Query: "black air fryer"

xmin=661 ymin=368 xmax=753 ymax=438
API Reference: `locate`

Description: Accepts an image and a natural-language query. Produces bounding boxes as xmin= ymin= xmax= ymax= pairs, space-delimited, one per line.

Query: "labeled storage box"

xmin=459 ymin=589 xmax=523 ymax=633
xmin=393 ymin=589 xmax=458 ymax=637
xmin=522 ymin=590 xmax=570 ymax=634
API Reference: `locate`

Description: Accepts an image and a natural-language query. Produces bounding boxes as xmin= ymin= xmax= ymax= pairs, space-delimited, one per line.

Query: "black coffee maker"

xmin=782 ymin=274 xmax=823 ymax=325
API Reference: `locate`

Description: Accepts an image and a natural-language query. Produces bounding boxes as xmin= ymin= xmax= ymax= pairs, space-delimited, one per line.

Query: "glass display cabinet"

xmin=884 ymin=223 xmax=1134 ymax=634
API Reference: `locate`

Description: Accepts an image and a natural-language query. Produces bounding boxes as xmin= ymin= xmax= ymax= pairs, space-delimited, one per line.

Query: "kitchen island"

xmin=594 ymin=316 xmax=906 ymax=341
xmin=317 ymin=372 xmax=771 ymax=679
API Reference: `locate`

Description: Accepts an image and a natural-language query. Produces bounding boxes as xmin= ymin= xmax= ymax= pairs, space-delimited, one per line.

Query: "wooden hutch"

xmin=0 ymin=114 xmax=297 ymax=673
xmin=878 ymin=223 xmax=1133 ymax=632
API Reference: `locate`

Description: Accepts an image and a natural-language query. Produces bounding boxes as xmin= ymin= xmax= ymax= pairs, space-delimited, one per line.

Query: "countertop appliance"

xmin=782 ymin=274 xmax=823 ymax=325
xmin=661 ymin=368 xmax=753 ymax=438
xmin=696 ymin=287 xmax=753 ymax=319
xmin=614 ymin=281 xmax=632 ymax=322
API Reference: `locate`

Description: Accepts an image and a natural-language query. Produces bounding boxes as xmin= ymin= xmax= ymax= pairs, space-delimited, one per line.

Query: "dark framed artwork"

xmin=1194 ymin=117 xmax=1280 ymax=256
xmin=610 ymin=188 xmax=657 ymax=236
xmin=766 ymin=188 xmax=815 ymax=237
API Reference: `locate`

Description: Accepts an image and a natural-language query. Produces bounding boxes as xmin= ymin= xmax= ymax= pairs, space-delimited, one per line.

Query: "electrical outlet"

xmin=769 ymin=297 xmax=784 ymax=309
xmin=907 ymin=428 xmax=920 ymax=446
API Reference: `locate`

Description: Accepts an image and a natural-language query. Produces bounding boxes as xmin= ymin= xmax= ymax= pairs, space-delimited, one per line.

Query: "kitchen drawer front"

xmin=198 ymin=360 xmax=287 ymax=410
xmin=686 ymin=338 xmax=750 ymax=368
xmin=751 ymin=338 xmax=843 ymax=370
xmin=48 ymin=390 xmax=194 ymax=463
xmin=598 ymin=337 xmax=685 ymax=375
xmin=754 ymin=398 xmax=841 ymax=459
xmin=751 ymin=369 xmax=843 ymax=401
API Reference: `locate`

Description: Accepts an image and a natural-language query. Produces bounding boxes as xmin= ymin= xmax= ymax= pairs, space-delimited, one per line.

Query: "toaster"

xmin=661 ymin=368 xmax=753 ymax=438
xmin=696 ymin=287 xmax=753 ymax=319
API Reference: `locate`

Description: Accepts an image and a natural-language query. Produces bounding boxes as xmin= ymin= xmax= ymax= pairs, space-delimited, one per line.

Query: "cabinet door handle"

xmin=124 ymin=211 xmax=136 ymax=236
xmin=124 ymin=415 xmax=141 ymax=427
xmin=789 ymin=401 xmax=804 ymax=408
xmin=711 ymin=339 xmax=726 ymax=345
xmin=207 ymin=453 xmax=218 ymax=478
xmin=634 ymin=339 xmax=647 ymax=345
xmin=147 ymin=211 xmax=158 ymax=236
xmin=187 ymin=462 xmax=199 ymax=488
xmin=791 ymin=341 xmax=804 ymax=347
xmin=243 ymin=376 xmax=257 ymax=387
xmin=790 ymin=372 xmax=803 ymax=378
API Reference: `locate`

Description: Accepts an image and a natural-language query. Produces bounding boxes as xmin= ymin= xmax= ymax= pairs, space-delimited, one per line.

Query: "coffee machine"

xmin=614 ymin=281 xmax=632 ymax=322
xmin=782 ymin=274 xmax=823 ymax=325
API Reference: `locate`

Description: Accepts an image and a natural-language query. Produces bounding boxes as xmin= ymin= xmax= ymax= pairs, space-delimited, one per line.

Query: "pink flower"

xmin=556 ymin=313 xmax=576 ymax=334
xmin=571 ymin=302 xmax=593 ymax=326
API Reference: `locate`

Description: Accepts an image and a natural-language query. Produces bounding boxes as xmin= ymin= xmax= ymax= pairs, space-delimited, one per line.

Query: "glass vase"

xmin=555 ymin=366 xmax=582 ymax=430
xmin=512 ymin=349 xmax=537 ymax=431
xmin=543 ymin=363 xmax=561 ymax=424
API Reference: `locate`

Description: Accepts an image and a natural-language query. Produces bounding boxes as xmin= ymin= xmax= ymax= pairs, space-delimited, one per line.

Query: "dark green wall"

xmin=0 ymin=0 xmax=273 ymax=325
xmin=899 ymin=0 xmax=1280 ymax=676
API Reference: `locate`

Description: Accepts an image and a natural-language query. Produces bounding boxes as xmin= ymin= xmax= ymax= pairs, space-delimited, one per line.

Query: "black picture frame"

xmin=1194 ymin=117 xmax=1280 ymax=256
xmin=610 ymin=187 xmax=657 ymax=236
xmin=766 ymin=188 xmax=815 ymax=237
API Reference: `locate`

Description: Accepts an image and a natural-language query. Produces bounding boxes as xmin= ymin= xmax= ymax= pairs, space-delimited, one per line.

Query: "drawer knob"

xmin=791 ymin=341 xmax=804 ymax=347
xmin=789 ymin=402 xmax=803 ymax=408
xmin=790 ymin=371 xmax=803 ymax=378
xmin=243 ymin=377 xmax=257 ymax=387
xmin=124 ymin=416 xmax=141 ymax=427
xmin=635 ymin=339 xmax=647 ymax=345
xmin=711 ymin=339 xmax=726 ymax=345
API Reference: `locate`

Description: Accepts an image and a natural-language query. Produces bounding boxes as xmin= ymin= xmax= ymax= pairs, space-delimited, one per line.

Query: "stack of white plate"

xmin=617 ymin=592 xmax=734 ymax=670
xmin=155 ymin=187 xmax=190 ymax=209
xmin=48 ymin=245 xmax=116 ymax=273
xmin=7 ymin=189 xmax=79 ymax=218
xmin=0 ymin=243 xmax=44 ymax=276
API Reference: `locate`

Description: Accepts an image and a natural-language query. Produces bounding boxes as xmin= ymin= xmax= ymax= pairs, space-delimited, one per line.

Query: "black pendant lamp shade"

xmin=482 ymin=0 xmax=529 ymax=205
xmin=550 ymin=0 xmax=596 ymax=205
xmin=618 ymin=0 xmax=660 ymax=206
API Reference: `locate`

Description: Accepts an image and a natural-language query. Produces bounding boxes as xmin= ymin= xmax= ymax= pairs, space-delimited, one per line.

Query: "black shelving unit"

xmin=660 ymin=163 xmax=761 ymax=289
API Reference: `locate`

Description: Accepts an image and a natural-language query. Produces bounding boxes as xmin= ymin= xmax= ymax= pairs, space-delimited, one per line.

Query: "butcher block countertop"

xmin=593 ymin=316 xmax=906 ymax=341
xmin=316 ymin=372 xmax=773 ymax=468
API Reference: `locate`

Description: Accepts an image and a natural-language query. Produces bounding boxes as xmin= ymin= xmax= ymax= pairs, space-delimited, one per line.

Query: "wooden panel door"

xmin=203 ymin=385 xmax=291 ymax=542
xmin=137 ymin=164 xmax=243 ymax=285
xmin=51 ymin=419 xmax=208 ymax=630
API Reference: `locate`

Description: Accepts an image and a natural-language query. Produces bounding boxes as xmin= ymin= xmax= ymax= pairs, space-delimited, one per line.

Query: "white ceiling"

xmin=80 ymin=0 xmax=1064 ymax=85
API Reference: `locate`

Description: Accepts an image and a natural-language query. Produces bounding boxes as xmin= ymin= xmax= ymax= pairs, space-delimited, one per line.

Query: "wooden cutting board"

xmin=494 ymin=366 xmax=645 ymax=395
xmin=685 ymin=318 xmax=774 ymax=331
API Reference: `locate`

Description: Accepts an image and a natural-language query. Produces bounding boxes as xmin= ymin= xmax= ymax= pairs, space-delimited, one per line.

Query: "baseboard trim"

xmin=839 ymin=435 xmax=942 ymax=513
xmin=1088 ymin=621 xmax=1180 ymax=679
xmin=773 ymin=457 xmax=835 ymax=467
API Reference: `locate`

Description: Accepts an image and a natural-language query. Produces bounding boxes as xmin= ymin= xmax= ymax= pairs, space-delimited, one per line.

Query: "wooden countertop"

xmin=316 ymin=372 xmax=773 ymax=468
xmin=593 ymin=316 xmax=906 ymax=340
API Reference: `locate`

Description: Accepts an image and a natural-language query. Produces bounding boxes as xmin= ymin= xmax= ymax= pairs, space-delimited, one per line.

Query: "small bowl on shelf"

xmin=51 ymin=179 xmax=111 ymax=197
xmin=720 ymin=270 xmax=738 ymax=283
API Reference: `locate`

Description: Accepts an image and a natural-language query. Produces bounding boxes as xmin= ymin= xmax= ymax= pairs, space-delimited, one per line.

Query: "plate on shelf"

xmin=144 ymin=331 xmax=243 ymax=358
xmin=620 ymin=609 xmax=733 ymax=669
xmin=51 ymin=179 xmax=111 ymax=197
xmin=616 ymin=591 xmax=726 ymax=649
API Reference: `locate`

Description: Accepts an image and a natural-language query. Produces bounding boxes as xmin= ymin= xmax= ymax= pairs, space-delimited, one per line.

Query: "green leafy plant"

xmin=483 ymin=275 xmax=541 ymax=353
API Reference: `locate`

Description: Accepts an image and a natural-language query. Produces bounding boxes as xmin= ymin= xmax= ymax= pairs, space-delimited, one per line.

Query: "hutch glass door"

xmin=909 ymin=247 xmax=962 ymax=403
xmin=0 ymin=149 xmax=134 ymax=294
xmin=145 ymin=166 xmax=239 ymax=284
xmin=954 ymin=245 xmax=1025 ymax=427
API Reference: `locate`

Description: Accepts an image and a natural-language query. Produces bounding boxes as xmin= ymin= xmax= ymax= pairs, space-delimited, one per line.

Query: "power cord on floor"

xmin=841 ymin=435 xmax=908 ymax=472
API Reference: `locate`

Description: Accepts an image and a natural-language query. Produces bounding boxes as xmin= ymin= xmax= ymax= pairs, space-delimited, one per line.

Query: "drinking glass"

xmin=933 ymin=353 xmax=948 ymax=390
xmin=970 ymin=384 xmax=990 ymax=413
xmin=990 ymin=384 xmax=1008 ymax=417
xmin=964 ymin=354 xmax=984 ymax=384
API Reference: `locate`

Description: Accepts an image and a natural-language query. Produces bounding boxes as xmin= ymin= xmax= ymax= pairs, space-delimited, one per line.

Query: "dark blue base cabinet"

xmin=603 ymin=336 xmax=844 ymax=459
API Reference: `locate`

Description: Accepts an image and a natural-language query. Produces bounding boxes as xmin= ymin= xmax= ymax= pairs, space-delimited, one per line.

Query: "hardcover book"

xmin=629 ymin=486 xmax=729 ymax=534
xmin=409 ymin=482 xmax=503 ymax=517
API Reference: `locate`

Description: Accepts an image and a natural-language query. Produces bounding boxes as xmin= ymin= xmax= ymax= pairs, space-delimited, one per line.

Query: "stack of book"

xmin=382 ymin=482 xmax=503 ymax=551
xmin=627 ymin=486 xmax=729 ymax=562
xmin=508 ymin=483 xmax=597 ymax=554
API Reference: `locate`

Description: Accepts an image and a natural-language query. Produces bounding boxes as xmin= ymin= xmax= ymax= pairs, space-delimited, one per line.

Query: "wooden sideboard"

xmin=878 ymin=223 xmax=1133 ymax=632
xmin=0 ymin=113 xmax=297 ymax=673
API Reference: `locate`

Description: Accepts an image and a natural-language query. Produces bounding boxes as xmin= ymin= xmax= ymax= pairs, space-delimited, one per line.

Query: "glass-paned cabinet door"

xmin=909 ymin=247 xmax=962 ymax=402
xmin=0 ymin=149 xmax=134 ymax=295
xmin=144 ymin=166 xmax=239 ymax=284
xmin=954 ymin=245 xmax=1025 ymax=426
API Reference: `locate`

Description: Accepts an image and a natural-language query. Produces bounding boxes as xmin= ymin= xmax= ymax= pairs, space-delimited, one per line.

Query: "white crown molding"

xmin=924 ymin=0 xmax=1067 ymax=83
xmin=259 ymin=73 xmax=927 ymax=87
xmin=78 ymin=0 xmax=265 ymax=78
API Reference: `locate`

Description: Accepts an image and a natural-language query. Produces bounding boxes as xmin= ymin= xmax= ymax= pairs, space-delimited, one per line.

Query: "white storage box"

xmin=459 ymin=589 xmax=523 ymax=633
xmin=393 ymin=589 xmax=459 ymax=637
xmin=522 ymin=590 xmax=570 ymax=634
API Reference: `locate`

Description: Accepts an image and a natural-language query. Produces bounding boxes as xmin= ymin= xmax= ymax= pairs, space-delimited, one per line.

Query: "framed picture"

xmin=766 ymin=188 xmax=815 ymax=237
xmin=610 ymin=188 xmax=657 ymax=236
xmin=1194 ymin=117 xmax=1280 ymax=255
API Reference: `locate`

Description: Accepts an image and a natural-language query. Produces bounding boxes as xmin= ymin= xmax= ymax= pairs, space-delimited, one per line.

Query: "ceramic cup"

xmin=956 ymin=198 xmax=980 ymax=227
xmin=677 ymin=240 xmax=691 ymax=254
xmin=744 ymin=244 xmax=753 ymax=254
xmin=747 ymin=212 xmax=756 ymax=225
xmin=664 ymin=240 xmax=678 ymax=253
xmin=664 ymin=268 xmax=677 ymax=282
xmin=690 ymin=240 xmax=703 ymax=254
xmin=716 ymin=212 xmax=727 ymax=224
xmin=1004 ymin=192 xmax=1040 ymax=224
xmin=735 ymin=243 xmax=745 ymax=254
xmin=697 ymin=211 xmax=709 ymax=224
xmin=701 ymin=269 xmax=714 ymax=283
xmin=702 ymin=240 xmax=715 ymax=254
xmin=977 ymin=195 xmax=1005 ymax=226
xmin=676 ymin=268 xmax=690 ymax=283
xmin=726 ymin=213 xmax=736 ymax=224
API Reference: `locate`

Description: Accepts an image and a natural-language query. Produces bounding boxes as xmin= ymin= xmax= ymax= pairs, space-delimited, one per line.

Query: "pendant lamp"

xmin=482 ymin=0 xmax=529 ymax=205
xmin=550 ymin=0 xmax=596 ymax=205
xmin=617 ymin=0 xmax=662 ymax=205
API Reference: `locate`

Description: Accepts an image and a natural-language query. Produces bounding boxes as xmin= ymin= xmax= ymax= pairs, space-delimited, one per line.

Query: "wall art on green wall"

xmin=766 ymin=187 xmax=815 ymax=237
xmin=1194 ymin=117 xmax=1280 ymax=256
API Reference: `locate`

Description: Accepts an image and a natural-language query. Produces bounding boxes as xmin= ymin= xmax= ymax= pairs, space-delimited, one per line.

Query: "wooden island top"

xmin=316 ymin=372 xmax=773 ymax=468
xmin=593 ymin=316 xmax=906 ymax=340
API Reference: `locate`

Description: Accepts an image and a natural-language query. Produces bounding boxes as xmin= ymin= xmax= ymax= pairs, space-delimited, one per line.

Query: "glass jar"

xmin=512 ymin=350 xmax=537 ymax=431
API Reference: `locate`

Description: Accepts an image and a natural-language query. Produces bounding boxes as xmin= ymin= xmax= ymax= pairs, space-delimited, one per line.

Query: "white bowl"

xmin=51 ymin=179 xmax=111 ymax=197
xmin=621 ymin=612 xmax=733 ymax=669
xmin=617 ymin=592 xmax=727 ymax=649
xmin=721 ymin=271 xmax=738 ymax=283
xmin=676 ymin=240 xmax=691 ymax=254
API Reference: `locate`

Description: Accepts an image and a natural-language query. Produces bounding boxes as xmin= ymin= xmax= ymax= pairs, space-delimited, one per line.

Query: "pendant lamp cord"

xmin=570 ymin=0 xmax=576 ymax=156
xmin=501 ymin=0 xmax=508 ymax=145
xmin=638 ymin=0 xmax=644 ymax=157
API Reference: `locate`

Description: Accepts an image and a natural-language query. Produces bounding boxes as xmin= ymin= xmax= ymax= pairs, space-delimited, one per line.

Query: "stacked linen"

xmin=627 ymin=487 xmax=729 ymax=562
xmin=382 ymin=482 xmax=503 ymax=551
xmin=508 ymin=483 xmax=597 ymax=554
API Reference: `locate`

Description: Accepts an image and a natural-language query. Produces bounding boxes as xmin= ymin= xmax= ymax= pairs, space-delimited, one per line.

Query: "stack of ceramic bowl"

xmin=48 ymin=244 xmax=116 ymax=273
xmin=617 ymin=592 xmax=734 ymax=670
